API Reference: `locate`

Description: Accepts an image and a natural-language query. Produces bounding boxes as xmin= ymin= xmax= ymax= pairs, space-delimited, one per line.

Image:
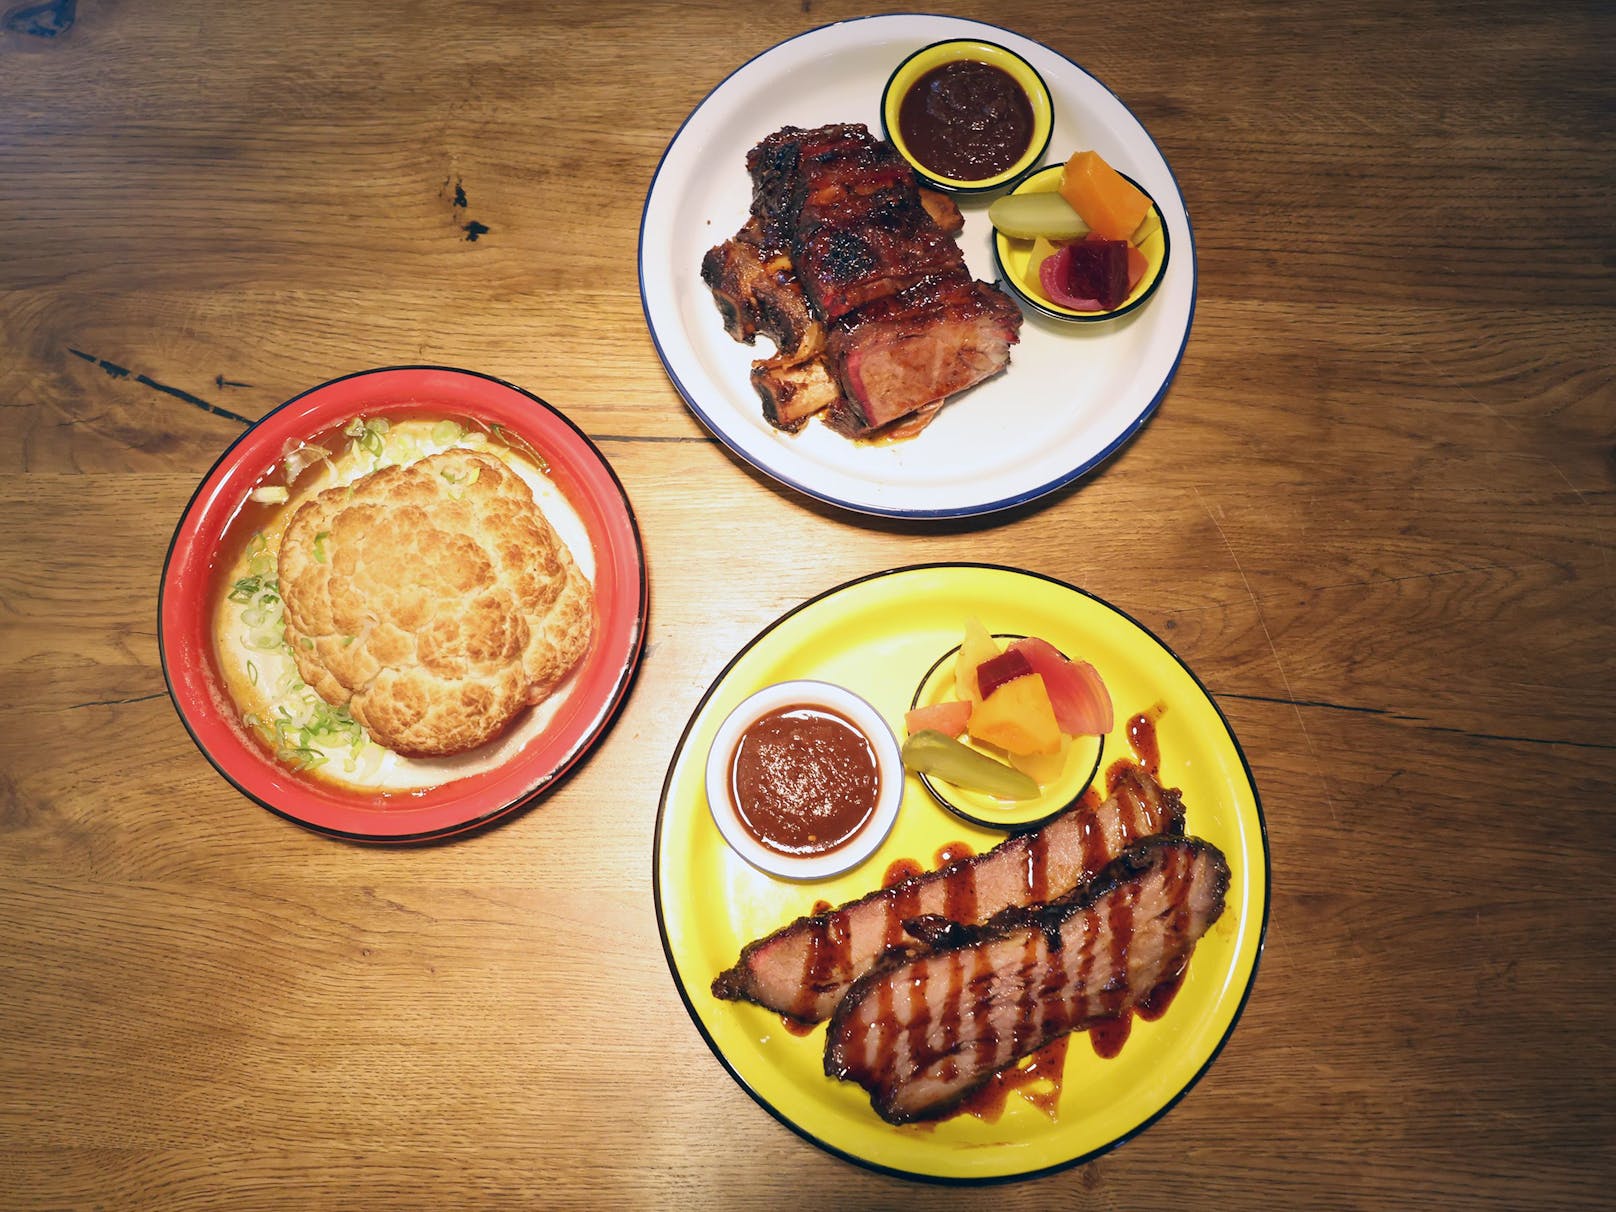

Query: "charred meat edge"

xmin=702 ymin=123 xmax=999 ymax=434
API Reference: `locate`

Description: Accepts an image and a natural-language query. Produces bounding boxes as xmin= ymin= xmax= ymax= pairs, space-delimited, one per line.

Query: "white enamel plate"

xmin=639 ymin=14 xmax=1196 ymax=519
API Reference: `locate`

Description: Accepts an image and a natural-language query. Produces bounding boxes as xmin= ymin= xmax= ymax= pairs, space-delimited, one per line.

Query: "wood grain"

xmin=2 ymin=0 xmax=1612 ymax=1207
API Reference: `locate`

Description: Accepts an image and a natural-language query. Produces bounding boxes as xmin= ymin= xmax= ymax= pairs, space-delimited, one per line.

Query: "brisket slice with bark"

xmin=711 ymin=763 xmax=1185 ymax=1024
xmin=824 ymin=835 xmax=1230 ymax=1124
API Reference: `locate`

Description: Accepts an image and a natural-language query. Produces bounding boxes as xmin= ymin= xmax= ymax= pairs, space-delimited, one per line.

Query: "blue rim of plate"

xmin=637 ymin=14 xmax=1198 ymax=521
xmin=652 ymin=563 xmax=1269 ymax=1183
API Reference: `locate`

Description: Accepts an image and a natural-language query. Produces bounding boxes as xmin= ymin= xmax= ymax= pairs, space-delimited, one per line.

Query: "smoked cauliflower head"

xmin=277 ymin=449 xmax=593 ymax=757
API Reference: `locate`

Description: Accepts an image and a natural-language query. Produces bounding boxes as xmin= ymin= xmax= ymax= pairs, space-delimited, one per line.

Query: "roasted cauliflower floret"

xmin=277 ymin=449 xmax=592 ymax=756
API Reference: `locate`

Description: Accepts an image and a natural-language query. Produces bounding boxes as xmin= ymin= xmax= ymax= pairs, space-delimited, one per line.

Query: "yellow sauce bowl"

xmin=881 ymin=38 xmax=1054 ymax=194
xmin=993 ymin=164 xmax=1172 ymax=322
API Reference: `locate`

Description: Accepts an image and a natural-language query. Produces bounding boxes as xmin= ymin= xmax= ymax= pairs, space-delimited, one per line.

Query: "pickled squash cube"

xmin=968 ymin=672 xmax=1062 ymax=756
xmin=1059 ymin=150 xmax=1151 ymax=242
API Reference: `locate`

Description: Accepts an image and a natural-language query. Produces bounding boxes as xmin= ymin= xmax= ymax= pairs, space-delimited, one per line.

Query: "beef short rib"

xmin=749 ymin=123 xmax=967 ymax=322
xmin=702 ymin=122 xmax=1021 ymax=436
xmin=825 ymin=274 xmax=1024 ymax=435
xmin=699 ymin=215 xmax=821 ymax=361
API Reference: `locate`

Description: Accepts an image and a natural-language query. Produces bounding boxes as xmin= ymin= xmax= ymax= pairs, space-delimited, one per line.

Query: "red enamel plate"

xmin=159 ymin=366 xmax=647 ymax=842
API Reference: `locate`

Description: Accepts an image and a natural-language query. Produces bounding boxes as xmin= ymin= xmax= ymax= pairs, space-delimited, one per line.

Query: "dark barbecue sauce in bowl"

xmin=705 ymin=679 xmax=904 ymax=881
xmin=898 ymin=59 xmax=1035 ymax=183
xmin=729 ymin=705 xmax=881 ymax=857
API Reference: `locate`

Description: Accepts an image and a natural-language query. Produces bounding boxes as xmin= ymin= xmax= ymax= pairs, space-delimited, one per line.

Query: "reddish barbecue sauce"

xmin=883 ymin=859 xmax=923 ymax=888
xmin=729 ymin=705 xmax=880 ymax=858
xmin=897 ymin=59 xmax=1034 ymax=181
xmin=1127 ymin=705 xmax=1165 ymax=775
xmin=956 ymin=1037 xmax=1070 ymax=1122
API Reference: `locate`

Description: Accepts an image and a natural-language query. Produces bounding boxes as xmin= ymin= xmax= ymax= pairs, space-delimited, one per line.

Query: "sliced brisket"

xmin=711 ymin=764 xmax=1186 ymax=1024
xmin=824 ymin=835 xmax=1230 ymax=1124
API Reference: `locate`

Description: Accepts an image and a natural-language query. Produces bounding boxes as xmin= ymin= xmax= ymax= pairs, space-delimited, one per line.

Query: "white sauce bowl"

xmin=705 ymin=679 xmax=904 ymax=881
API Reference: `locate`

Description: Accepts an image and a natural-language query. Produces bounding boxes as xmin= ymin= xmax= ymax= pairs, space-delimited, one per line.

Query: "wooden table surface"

xmin=3 ymin=1 xmax=1611 ymax=1207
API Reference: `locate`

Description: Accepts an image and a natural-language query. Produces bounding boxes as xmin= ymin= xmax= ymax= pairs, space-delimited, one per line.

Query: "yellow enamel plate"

xmin=654 ymin=565 xmax=1267 ymax=1183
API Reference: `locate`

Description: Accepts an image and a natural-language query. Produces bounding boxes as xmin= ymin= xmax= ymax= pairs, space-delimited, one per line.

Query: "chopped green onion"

xmin=432 ymin=420 xmax=464 ymax=444
xmin=279 ymin=744 xmax=329 ymax=770
xmin=343 ymin=417 xmax=391 ymax=459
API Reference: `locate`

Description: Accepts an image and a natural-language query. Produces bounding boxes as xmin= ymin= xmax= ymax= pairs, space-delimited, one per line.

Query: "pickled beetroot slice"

xmin=1069 ymin=240 xmax=1130 ymax=309
xmin=1038 ymin=239 xmax=1145 ymax=312
xmin=1038 ymin=249 xmax=1100 ymax=310
xmin=975 ymin=648 xmax=1034 ymax=700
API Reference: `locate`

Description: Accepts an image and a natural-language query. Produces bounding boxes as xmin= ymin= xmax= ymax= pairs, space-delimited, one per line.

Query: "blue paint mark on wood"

xmin=69 ymin=348 xmax=252 ymax=425
xmin=3 ymin=0 xmax=76 ymax=37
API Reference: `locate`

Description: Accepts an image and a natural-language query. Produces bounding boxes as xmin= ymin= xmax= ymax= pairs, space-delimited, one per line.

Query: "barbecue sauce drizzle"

xmin=782 ymin=747 xmax=1195 ymax=1119
xmin=861 ymin=832 xmax=1196 ymax=1117
xmin=1127 ymin=705 xmax=1165 ymax=775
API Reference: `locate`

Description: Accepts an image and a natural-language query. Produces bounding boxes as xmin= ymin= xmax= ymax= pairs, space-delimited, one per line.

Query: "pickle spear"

xmin=901 ymin=729 xmax=1040 ymax=800
xmin=987 ymin=191 xmax=1091 ymax=241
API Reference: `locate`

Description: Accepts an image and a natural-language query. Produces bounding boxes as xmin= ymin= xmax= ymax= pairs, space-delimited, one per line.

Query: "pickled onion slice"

xmin=1008 ymin=636 xmax=1114 ymax=735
